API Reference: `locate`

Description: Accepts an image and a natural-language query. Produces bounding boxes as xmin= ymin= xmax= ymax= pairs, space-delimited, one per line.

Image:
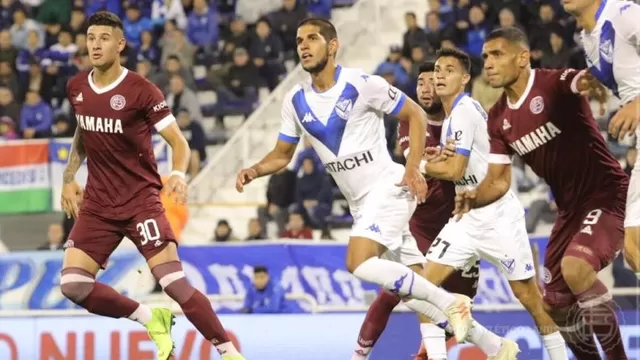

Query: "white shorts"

xmin=425 ymin=217 xmax=535 ymax=281
xmin=625 ymin=168 xmax=640 ymax=228
xmin=350 ymin=181 xmax=424 ymax=267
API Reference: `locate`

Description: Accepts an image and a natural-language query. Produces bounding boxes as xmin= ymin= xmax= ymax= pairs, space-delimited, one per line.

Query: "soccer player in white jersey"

xmin=235 ymin=17 xmax=474 ymax=342
xmin=418 ymin=48 xmax=569 ymax=360
xmin=562 ymin=0 xmax=640 ymax=277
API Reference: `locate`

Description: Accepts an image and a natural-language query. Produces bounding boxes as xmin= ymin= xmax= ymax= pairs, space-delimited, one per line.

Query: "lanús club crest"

xmin=110 ymin=94 xmax=126 ymax=111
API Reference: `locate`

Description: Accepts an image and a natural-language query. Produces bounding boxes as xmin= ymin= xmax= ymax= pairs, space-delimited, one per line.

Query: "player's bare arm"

xmin=453 ymin=162 xmax=511 ymax=218
xmin=235 ymin=139 xmax=297 ymax=192
xmin=609 ymin=96 xmax=640 ymax=139
xmin=394 ymin=98 xmax=428 ymax=203
xmin=159 ymin=121 xmax=190 ymax=204
xmin=423 ymin=150 xmax=468 ymax=181
xmin=61 ymin=126 xmax=86 ymax=219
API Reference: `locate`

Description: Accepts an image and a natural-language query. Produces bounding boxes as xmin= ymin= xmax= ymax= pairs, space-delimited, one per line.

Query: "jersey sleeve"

xmin=487 ymin=106 xmax=513 ymax=164
xmin=446 ymin=103 xmax=481 ymax=157
xmin=615 ymin=2 xmax=640 ymax=49
xmin=278 ymin=94 xmax=302 ymax=144
xmin=140 ymin=80 xmax=176 ymax=131
xmin=363 ymin=75 xmax=407 ymax=116
xmin=552 ymin=68 xmax=587 ymax=95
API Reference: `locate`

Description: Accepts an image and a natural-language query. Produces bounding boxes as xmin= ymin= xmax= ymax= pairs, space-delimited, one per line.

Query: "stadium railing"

xmin=2 ymin=287 xmax=638 ymax=317
xmin=188 ymin=0 xmax=385 ymax=207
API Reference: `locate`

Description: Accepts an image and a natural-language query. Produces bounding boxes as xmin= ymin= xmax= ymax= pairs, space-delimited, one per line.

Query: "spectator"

xmin=453 ymin=0 xmax=470 ymax=31
xmin=85 ymin=0 xmax=122 ymax=18
xmin=150 ymin=54 xmax=196 ymax=91
xmin=68 ymin=7 xmax=87 ymax=37
xmin=136 ymin=59 xmax=154 ymax=78
xmin=241 ymin=265 xmax=289 ymax=313
xmin=151 ymin=0 xmax=188 ymax=29
xmin=16 ymin=29 xmax=44 ymax=75
xmin=401 ymin=11 xmax=429 ymax=58
xmin=20 ymin=60 xmax=53 ymax=103
xmin=269 ymin=0 xmax=309 ymax=58
xmin=0 ymin=30 xmax=17 ymax=66
xmin=612 ymin=254 xmax=639 ymax=309
xmin=462 ymin=6 xmax=490 ymax=58
xmin=293 ymin=136 xmax=323 ymax=173
xmin=541 ymin=28 xmax=573 ymax=69
xmin=0 ymin=60 xmax=18 ymax=94
xmin=50 ymin=27 xmax=77 ymax=55
xmin=257 ymin=167 xmax=296 ymax=236
xmin=42 ymin=21 xmax=60 ymax=48
xmin=123 ymin=4 xmax=153 ymax=49
xmin=375 ymin=45 xmax=410 ymax=91
xmin=138 ymin=30 xmax=161 ymax=66
xmin=10 ymin=8 xmax=43 ymax=50
xmin=235 ymin=0 xmax=281 ymax=24
xmin=280 ymin=212 xmax=313 ymax=239
xmin=186 ymin=0 xmax=219 ymax=52
xmin=0 ymin=115 xmax=18 ymax=139
xmin=0 ymin=86 xmax=20 ymax=122
xmin=176 ymin=107 xmax=206 ymax=177
xmin=246 ymin=218 xmax=265 ymax=240
xmin=0 ymin=0 xmax=24 ymax=29
xmin=293 ymin=157 xmax=332 ymax=230
xmin=624 ymin=147 xmax=637 ymax=176
xmin=37 ymin=223 xmax=64 ymax=250
xmin=221 ymin=16 xmax=252 ymax=63
xmin=74 ymin=33 xmax=87 ymax=55
xmin=20 ymin=89 xmax=52 ymax=138
xmin=51 ymin=113 xmax=75 ymax=138
xmin=160 ymin=27 xmax=196 ymax=69
xmin=471 ymin=67 xmax=503 ymax=111
xmin=217 ymin=47 xmax=261 ymax=117
xmin=425 ymin=11 xmax=453 ymax=51
xmin=212 ymin=219 xmax=239 ymax=242
xmin=167 ymin=74 xmax=203 ymax=121
xmin=497 ymin=8 xmax=522 ymax=31
xmin=409 ymin=46 xmax=426 ymax=78
xmin=250 ymin=17 xmax=286 ymax=90
xmin=529 ymin=3 xmax=559 ymax=66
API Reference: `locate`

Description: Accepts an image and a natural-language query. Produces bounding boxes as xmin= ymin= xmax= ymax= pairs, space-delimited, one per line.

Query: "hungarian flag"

xmin=0 ymin=140 xmax=51 ymax=213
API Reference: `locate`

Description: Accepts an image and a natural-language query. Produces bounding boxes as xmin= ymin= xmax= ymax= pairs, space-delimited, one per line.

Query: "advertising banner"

xmin=0 ymin=239 xmax=548 ymax=311
xmin=0 ymin=311 xmax=638 ymax=360
xmin=0 ymin=140 xmax=50 ymax=214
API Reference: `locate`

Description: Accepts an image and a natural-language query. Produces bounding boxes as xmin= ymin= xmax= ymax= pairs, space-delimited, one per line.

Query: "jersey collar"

xmin=507 ymin=69 xmax=536 ymax=110
xmin=451 ymin=92 xmax=468 ymax=111
xmin=88 ymin=67 xmax=129 ymax=95
xmin=311 ymin=65 xmax=342 ymax=93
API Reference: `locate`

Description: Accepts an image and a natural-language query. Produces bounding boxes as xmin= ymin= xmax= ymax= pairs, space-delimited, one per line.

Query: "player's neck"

xmin=91 ymin=63 xmax=124 ymax=89
xmin=441 ymin=91 xmax=464 ymax=116
xmin=577 ymin=0 xmax=602 ymax=32
xmin=310 ymin=64 xmax=338 ymax=92
xmin=505 ymin=68 xmax=531 ymax=105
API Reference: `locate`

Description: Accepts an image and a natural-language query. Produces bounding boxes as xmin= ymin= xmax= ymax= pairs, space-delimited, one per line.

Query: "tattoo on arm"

xmin=63 ymin=127 xmax=86 ymax=184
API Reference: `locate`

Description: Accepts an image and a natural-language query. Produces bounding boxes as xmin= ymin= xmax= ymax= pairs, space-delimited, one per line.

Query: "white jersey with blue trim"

xmin=278 ymin=66 xmax=406 ymax=208
xmin=581 ymin=0 xmax=640 ymax=148
xmin=441 ymin=93 xmax=524 ymax=228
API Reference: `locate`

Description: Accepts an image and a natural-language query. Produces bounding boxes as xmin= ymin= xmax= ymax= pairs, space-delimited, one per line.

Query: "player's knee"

xmin=560 ymin=255 xmax=596 ymax=287
xmin=151 ymin=261 xmax=195 ymax=304
xmin=624 ymin=228 xmax=640 ymax=271
xmin=60 ymin=268 xmax=95 ymax=304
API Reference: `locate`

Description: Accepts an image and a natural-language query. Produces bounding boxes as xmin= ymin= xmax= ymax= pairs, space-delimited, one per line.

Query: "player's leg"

xmin=623 ymin=226 xmax=640 ymax=274
xmin=130 ymin=212 xmax=244 ymax=360
xmin=624 ymin=171 xmax=640 ymax=273
xmin=561 ymin=208 xmax=627 ymax=360
xmin=60 ymin=216 xmax=155 ymax=326
xmin=351 ymin=289 xmax=402 ymax=360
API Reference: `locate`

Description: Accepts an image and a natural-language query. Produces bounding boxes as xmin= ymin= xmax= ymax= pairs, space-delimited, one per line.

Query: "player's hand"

xmin=61 ymin=180 xmax=84 ymax=219
xmin=576 ymin=71 xmax=608 ymax=116
xmin=162 ymin=174 xmax=188 ymax=205
xmin=609 ymin=99 xmax=640 ymax=140
xmin=453 ymin=189 xmax=477 ymax=221
xmin=236 ymin=167 xmax=258 ymax=192
xmin=397 ymin=165 xmax=428 ymax=204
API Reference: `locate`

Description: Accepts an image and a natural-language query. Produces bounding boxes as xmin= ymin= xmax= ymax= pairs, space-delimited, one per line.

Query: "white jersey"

xmin=581 ymin=0 xmax=640 ymax=149
xmin=278 ymin=66 xmax=406 ymax=208
xmin=440 ymin=93 xmax=524 ymax=228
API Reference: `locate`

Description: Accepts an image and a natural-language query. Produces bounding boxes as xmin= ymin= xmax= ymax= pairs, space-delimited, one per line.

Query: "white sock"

xmin=420 ymin=323 xmax=447 ymax=360
xmin=215 ymin=342 xmax=241 ymax=356
xmin=542 ymin=331 xmax=569 ymax=360
xmin=403 ymin=299 xmax=453 ymax=333
xmin=352 ymin=257 xmax=457 ymax=310
xmin=128 ymin=304 xmax=153 ymax=325
xmin=466 ymin=321 xmax=502 ymax=356
xmin=351 ymin=345 xmax=370 ymax=360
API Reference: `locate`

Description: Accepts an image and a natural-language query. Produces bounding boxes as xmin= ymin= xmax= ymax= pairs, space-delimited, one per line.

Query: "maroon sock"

xmin=80 ymin=282 xmax=139 ymax=318
xmin=558 ymin=319 xmax=601 ymax=360
xmin=180 ymin=290 xmax=230 ymax=345
xmin=357 ymin=290 xmax=401 ymax=349
xmin=575 ymin=280 xmax=627 ymax=360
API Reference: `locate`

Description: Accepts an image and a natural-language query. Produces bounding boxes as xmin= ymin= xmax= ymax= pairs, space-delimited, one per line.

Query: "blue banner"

xmin=0 ymin=238 xmax=549 ymax=311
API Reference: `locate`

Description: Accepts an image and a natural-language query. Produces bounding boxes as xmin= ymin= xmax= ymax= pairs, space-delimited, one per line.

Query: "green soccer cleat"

xmin=145 ymin=308 xmax=175 ymax=360
xmin=221 ymin=356 xmax=246 ymax=360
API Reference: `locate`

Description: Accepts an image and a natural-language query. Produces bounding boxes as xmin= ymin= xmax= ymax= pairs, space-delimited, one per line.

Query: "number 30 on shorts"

xmin=136 ymin=219 xmax=161 ymax=245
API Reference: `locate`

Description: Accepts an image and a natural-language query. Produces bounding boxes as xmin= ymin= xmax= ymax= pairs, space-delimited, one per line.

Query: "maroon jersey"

xmin=397 ymin=119 xmax=456 ymax=242
xmin=66 ymin=68 xmax=174 ymax=220
xmin=487 ymin=69 xmax=628 ymax=213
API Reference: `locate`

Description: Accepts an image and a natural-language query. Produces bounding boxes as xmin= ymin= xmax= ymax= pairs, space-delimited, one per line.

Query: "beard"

xmin=302 ymin=50 xmax=329 ymax=74
xmin=423 ymin=100 xmax=443 ymax=115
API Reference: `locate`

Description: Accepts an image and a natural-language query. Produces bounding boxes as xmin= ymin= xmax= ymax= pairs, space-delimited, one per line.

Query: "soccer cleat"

xmin=488 ymin=339 xmax=520 ymax=360
xmin=443 ymin=294 xmax=474 ymax=343
xmin=221 ymin=355 xmax=247 ymax=360
xmin=145 ymin=308 xmax=175 ymax=360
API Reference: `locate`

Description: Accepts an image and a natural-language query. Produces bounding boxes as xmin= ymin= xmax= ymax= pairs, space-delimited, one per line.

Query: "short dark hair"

xmin=418 ymin=60 xmax=436 ymax=74
xmin=435 ymin=48 xmax=471 ymax=73
xmin=298 ymin=17 xmax=337 ymax=41
xmin=254 ymin=265 xmax=268 ymax=274
xmin=87 ymin=11 xmax=123 ymax=30
xmin=486 ymin=27 xmax=529 ymax=48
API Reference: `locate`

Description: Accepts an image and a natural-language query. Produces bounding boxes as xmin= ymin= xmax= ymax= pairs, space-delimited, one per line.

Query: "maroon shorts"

xmin=543 ymin=205 xmax=624 ymax=308
xmin=66 ymin=209 xmax=177 ymax=268
xmin=410 ymin=218 xmax=479 ymax=299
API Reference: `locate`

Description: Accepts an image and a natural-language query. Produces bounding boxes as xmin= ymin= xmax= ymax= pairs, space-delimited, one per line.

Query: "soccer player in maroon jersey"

xmin=352 ymin=62 xmax=508 ymax=360
xmin=455 ymin=27 xmax=629 ymax=359
xmin=59 ymin=12 xmax=245 ymax=360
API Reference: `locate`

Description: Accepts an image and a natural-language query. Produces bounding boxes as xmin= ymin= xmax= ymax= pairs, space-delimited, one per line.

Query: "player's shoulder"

xmin=341 ymin=67 xmax=388 ymax=91
xmin=283 ymin=82 xmax=304 ymax=103
xmin=452 ymin=95 xmax=486 ymax=120
xmin=609 ymin=0 xmax=639 ymax=19
xmin=123 ymin=69 xmax=159 ymax=91
xmin=67 ymin=69 xmax=91 ymax=89
xmin=486 ymin=94 xmax=508 ymax=123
